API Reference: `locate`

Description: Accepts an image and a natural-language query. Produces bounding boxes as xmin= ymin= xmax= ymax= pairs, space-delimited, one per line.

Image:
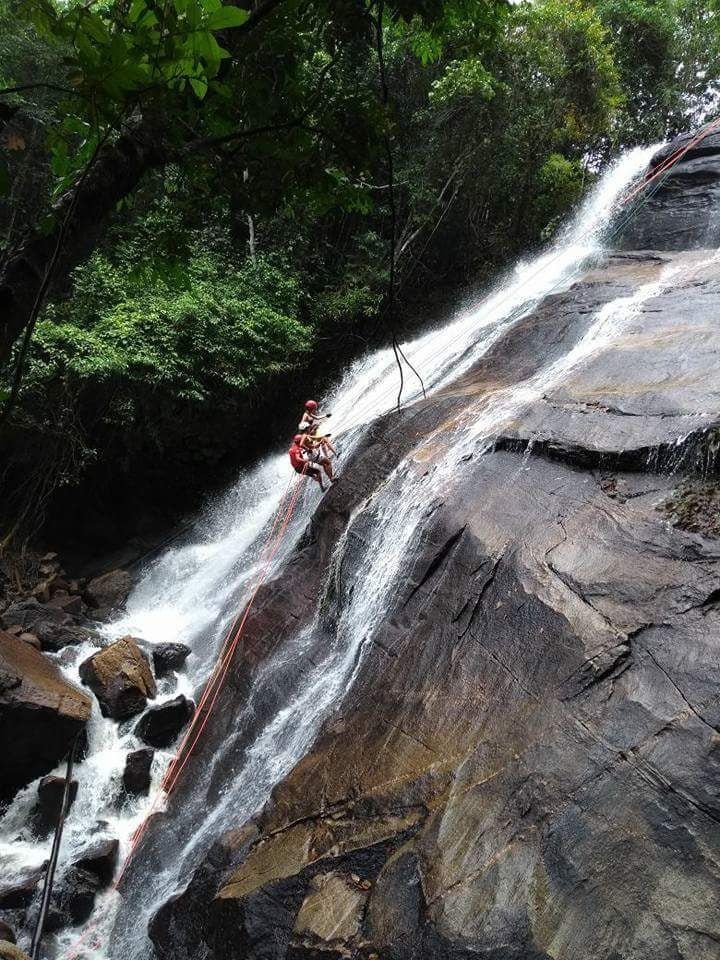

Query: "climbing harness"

xmin=59 ymin=115 xmax=720 ymax=959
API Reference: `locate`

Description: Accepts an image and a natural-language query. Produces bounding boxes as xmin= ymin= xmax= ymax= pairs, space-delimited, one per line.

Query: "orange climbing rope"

xmin=619 ymin=115 xmax=720 ymax=208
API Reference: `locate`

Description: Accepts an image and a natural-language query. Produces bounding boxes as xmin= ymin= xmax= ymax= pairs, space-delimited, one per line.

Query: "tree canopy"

xmin=1 ymin=0 xmax=719 ymax=539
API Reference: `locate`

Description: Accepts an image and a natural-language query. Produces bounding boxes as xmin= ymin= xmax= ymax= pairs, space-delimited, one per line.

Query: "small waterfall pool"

xmin=0 ymin=144 xmax=659 ymax=960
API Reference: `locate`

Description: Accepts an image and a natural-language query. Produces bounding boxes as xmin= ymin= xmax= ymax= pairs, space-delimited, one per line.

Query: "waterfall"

xmin=0 ymin=143 xmax=658 ymax=960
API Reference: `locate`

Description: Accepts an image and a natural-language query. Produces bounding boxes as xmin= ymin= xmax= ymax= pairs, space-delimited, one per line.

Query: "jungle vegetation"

xmin=1 ymin=0 xmax=718 ymax=542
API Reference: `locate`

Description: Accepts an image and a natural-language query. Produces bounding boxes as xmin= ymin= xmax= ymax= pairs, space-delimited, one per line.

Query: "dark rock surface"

xmin=152 ymin=642 xmax=191 ymax=678
xmin=83 ymin=569 xmax=132 ymax=615
xmin=118 ymin=144 xmax=720 ymax=960
xmin=135 ymin=695 xmax=194 ymax=748
xmin=0 ymin=868 xmax=44 ymax=910
xmin=46 ymin=867 xmax=100 ymax=931
xmin=0 ymin=630 xmax=91 ymax=800
xmin=33 ymin=774 xmax=79 ymax=833
xmin=75 ymin=838 xmax=120 ymax=886
xmin=123 ymin=747 xmax=154 ymax=796
xmin=0 ymin=598 xmax=91 ymax=652
xmin=619 ymin=131 xmax=720 ymax=250
xmin=79 ymin=636 xmax=156 ymax=719
xmin=44 ymin=840 xmax=119 ymax=933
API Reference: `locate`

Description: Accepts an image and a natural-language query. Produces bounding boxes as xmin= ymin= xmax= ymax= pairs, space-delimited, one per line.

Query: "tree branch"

xmin=234 ymin=0 xmax=286 ymax=36
xmin=0 ymin=82 xmax=79 ymax=98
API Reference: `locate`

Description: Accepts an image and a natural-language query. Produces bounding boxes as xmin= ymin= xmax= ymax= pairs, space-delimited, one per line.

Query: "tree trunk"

xmin=0 ymin=119 xmax=170 ymax=366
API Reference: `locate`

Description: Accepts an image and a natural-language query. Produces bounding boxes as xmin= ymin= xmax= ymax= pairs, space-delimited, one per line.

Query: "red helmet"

xmin=305 ymin=400 xmax=318 ymax=411
xmin=293 ymin=434 xmax=304 ymax=444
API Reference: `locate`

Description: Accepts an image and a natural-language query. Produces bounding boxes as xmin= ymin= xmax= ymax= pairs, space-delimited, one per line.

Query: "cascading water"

xmin=0 ymin=143 xmax=659 ymax=960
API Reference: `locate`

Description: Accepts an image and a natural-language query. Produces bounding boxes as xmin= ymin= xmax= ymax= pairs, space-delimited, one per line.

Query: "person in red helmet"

xmin=289 ymin=434 xmax=327 ymax=490
xmin=298 ymin=399 xmax=331 ymax=434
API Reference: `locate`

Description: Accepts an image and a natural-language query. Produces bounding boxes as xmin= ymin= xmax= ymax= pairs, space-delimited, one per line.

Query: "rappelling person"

xmin=289 ymin=433 xmax=338 ymax=490
xmin=298 ymin=399 xmax=331 ymax=434
xmin=289 ymin=434 xmax=328 ymax=490
xmin=301 ymin=432 xmax=338 ymax=486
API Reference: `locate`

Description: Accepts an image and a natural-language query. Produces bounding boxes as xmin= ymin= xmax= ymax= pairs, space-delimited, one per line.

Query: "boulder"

xmin=135 ymin=696 xmax=194 ymax=748
xmin=0 ymin=923 xmax=14 ymax=944
xmin=122 ymin=747 xmax=154 ymax=796
xmin=74 ymin=838 xmax=119 ymax=887
xmin=79 ymin=637 xmax=156 ymax=720
xmin=46 ymin=867 xmax=99 ymax=931
xmin=18 ymin=633 xmax=40 ymax=650
xmin=0 ymin=867 xmax=44 ymax=909
xmin=0 ymin=599 xmax=90 ymax=652
xmin=34 ymin=775 xmax=79 ymax=833
xmin=83 ymin=569 xmax=131 ymax=613
xmin=152 ymin=643 xmax=191 ymax=678
xmin=620 ymin=131 xmax=720 ymax=250
xmin=44 ymin=839 xmax=119 ymax=933
xmin=293 ymin=872 xmax=368 ymax=943
xmin=0 ymin=942 xmax=30 ymax=960
xmin=46 ymin=592 xmax=84 ymax=617
xmin=0 ymin=630 xmax=91 ymax=801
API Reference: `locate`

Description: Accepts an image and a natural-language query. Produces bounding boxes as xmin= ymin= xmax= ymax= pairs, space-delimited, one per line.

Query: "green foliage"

xmin=29 ymin=0 xmax=247 ymax=105
xmin=17 ymin=0 xmax=250 ymax=192
xmin=535 ymin=154 xmax=586 ymax=238
xmin=506 ymin=0 xmax=623 ymax=151
xmin=29 ymin=248 xmax=309 ymax=406
xmin=3 ymin=0 xmax=720 ymax=534
xmin=594 ymin=0 xmax=720 ymax=141
xmin=429 ymin=58 xmax=494 ymax=104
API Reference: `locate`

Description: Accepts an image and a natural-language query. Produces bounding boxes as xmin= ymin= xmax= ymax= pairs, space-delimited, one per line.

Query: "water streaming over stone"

xmin=0 ymin=143 xmax=659 ymax=960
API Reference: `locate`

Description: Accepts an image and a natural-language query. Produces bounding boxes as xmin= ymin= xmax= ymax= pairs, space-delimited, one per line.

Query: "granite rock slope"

xmin=143 ymin=142 xmax=720 ymax=960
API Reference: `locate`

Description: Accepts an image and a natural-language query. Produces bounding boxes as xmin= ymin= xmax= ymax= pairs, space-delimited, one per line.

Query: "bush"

xmin=31 ymin=251 xmax=309 ymax=404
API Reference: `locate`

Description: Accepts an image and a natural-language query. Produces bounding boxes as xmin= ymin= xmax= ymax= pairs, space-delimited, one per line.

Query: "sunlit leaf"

xmin=190 ymin=77 xmax=208 ymax=99
xmin=207 ymin=6 xmax=250 ymax=29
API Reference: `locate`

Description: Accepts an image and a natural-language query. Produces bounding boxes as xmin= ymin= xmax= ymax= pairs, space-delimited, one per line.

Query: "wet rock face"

xmin=619 ymin=131 xmax=720 ymax=250
xmin=123 ymin=747 xmax=154 ymax=796
xmin=0 ymin=630 xmax=91 ymax=801
xmin=0 ymin=868 xmax=44 ymax=910
xmin=145 ymin=162 xmax=720 ymax=960
xmin=45 ymin=840 xmax=119 ymax=933
xmin=75 ymin=838 xmax=120 ymax=887
xmin=152 ymin=642 xmax=191 ymax=678
xmin=33 ymin=775 xmax=79 ymax=833
xmin=135 ymin=695 xmax=194 ymax=748
xmin=79 ymin=636 xmax=156 ymax=719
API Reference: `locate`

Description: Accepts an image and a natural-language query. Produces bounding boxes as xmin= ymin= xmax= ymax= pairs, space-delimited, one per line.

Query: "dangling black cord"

xmin=30 ymin=735 xmax=79 ymax=960
xmin=373 ymin=0 xmax=426 ymax=410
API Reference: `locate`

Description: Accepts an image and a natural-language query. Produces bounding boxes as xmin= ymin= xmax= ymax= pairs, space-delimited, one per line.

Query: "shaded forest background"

xmin=1 ymin=0 xmax=719 ymax=551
